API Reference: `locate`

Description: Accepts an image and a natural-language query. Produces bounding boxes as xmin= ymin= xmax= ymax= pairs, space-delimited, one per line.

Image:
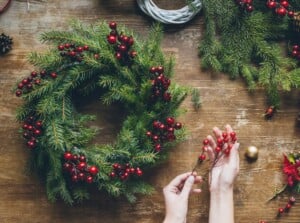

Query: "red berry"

xmin=153 ymin=120 xmax=160 ymax=129
xmin=136 ymin=169 xmax=143 ymax=176
xmin=215 ymin=146 xmax=222 ymax=153
xmin=115 ymin=52 xmax=122 ymax=60
xmin=40 ymin=70 xmax=46 ymax=77
xmin=89 ymin=166 xmax=99 ymax=175
xmin=34 ymin=79 xmax=41 ymax=85
xmin=16 ymin=90 xmax=22 ymax=97
xmin=86 ymin=175 xmax=93 ymax=183
xmin=244 ymin=0 xmax=252 ymax=4
xmin=83 ymin=45 xmax=89 ymax=51
xmin=112 ymin=163 xmax=119 ymax=169
xmin=224 ymin=148 xmax=230 ymax=155
xmin=288 ymin=11 xmax=294 ymax=18
xmin=266 ymin=0 xmax=276 ymax=9
xmin=78 ymin=155 xmax=86 ymax=162
xmin=174 ymin=122 xmax=182 ymax=129
xmin=22 ymin=123 xmax=28 ymax=129
xmin=157 ymin=66 xmax=164 ymax=74
xmin=63 ymin=152 xmax=73 ymax=161
xmin=167 ymin=127 xmax=174 ymax=133
xmin=94 ymin=54 xmax=100 ymax=59
xmin=150 ymin=66 xmax=157 ymax=73
xmin=69 ymin=51 xmax=76 ymax=57
xmin=31 ymin=71 xmax=38 ymax=77
xmin=77 ymin=162 xmax=87 ymax=170
xmin=119 ymin=44 xmax=127 ymax=52
xmin=27 ymin=140 xmax=36 ymax=149
xmin=109 ymin=21 xmax=117 ymax=29
xmin=217 ymin=137 xmax=223 ymax=146
xmin=26 ymin=83 xmax=33 ymax=89
xmin=163 ymin=92 xmax=172 ymax=101
xmin=166 ymin=117 xmax=175 ymax=126
xmin=130 ymin=168 xmax=135 ymax=174
xmin=63 ymin=162 xmax=72 ymax=171
xmin=128 ymin=37 xmax=134 ymax=46
xmin=230 ymin=132 xmax=236 ymax=139
xmin=280 ymin=0 xmax=289 ymax=8
xmin=27 ymin=125 xmax=33 ymax=131
xmin=154 ymin=144 xmax=161 ymax=152
xmin=76 ymin=47 xmax=83 ymax=53
xmin=203 ymin=139 xmax=209 ymax=145
xmin=159 ymin=124 xmax=166 ymax=130
xmin=276 ymin=7 xmax=287 ymax=16
xmin=109 ymin=172 xmax=116 ymax=178
xmin=289 ymin=196 xmax=296 ymax=204
xmin=17 ymin=83 xmax=24 ymax=89
xmin=22 ymin=79 xmax=29 ymax=85
xmin=167 ymin=133 xmax=176 ymax=141
xmin=146 ymin=131 xmax=152 ymax=137
xmin=58 ymin=45 xmax=65 ymax=51
xmin=72 ymin=174 xmax=79 ymax=182
xmin=72 ymin=154 xmax=78 ymax=161
xmin=64 ymin=43 xmax=71 ymax=49
xmin=130 ymin=51 xmax=137 ymax=58
xmin=246 ymin=5 xmax=254 ymax=12
xmin=34 ymin=129 xmax=41 ymax=136
xmin=292 ymin=50 xmax=298 ymax=57
xmin=50 ymin=72 xmax=57 ymax=79
xmin=199 ymin=154 xmax=206 ymax=161
xmin=285 ymin=203 xmax=292 ymax=210
xmin=35 ymin=120 xmax=43 ymax=128
xmin=107 ymin=35 xmax=117 ymax=44
xmin=78 ymin=172 xmax=85 ymax=181
xmin=278 ymin=207 xmax=284 ymax=214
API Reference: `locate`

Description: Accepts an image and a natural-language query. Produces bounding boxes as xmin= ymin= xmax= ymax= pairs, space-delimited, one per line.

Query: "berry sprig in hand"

xmin=194 ymin=125 xmax=240 ymax=190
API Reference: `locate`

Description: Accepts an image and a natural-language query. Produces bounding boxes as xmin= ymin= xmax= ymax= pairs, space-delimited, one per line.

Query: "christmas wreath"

xmin=14 ymin=20 xmax=188 ymax=204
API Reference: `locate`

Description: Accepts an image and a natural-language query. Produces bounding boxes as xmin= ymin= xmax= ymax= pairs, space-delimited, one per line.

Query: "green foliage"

xmin=15 ymin=20 xmax=188 ymax=204
xmin=199 ymin=0 xmax=300 ymax=107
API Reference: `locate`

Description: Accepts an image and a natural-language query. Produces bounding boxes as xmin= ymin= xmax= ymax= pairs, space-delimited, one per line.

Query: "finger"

xmin=193 ymin=176 xmax=203 ymax=184
xmin=206 ymin=135 xmax=216 ymax=160
xmin=229 ymin=143 xmax=240 ymax=169
xmin=168 ymin=172 xmax=192 ymax=188
xmin=213 ymin=127 xmax=222 ymax=139
xmin=181 ymin=175 xmax=195 ymax=198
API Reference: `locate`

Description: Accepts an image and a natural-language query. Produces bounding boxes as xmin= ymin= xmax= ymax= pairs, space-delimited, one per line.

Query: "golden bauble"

xmin=245 ymin=146 xmax=258 ymax=161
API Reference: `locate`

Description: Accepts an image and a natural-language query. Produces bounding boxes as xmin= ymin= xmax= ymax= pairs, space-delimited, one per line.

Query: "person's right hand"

xmin=206 ymin=124 xmax=240 ymax=192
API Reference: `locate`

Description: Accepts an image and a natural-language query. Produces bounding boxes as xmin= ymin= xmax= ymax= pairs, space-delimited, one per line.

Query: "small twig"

xmin=267 ymin=184 xmax=288 ymax=202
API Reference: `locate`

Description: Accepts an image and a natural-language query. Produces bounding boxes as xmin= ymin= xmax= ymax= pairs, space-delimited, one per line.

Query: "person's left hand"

xmin=163 ymin=172 xmax=203 ymax=223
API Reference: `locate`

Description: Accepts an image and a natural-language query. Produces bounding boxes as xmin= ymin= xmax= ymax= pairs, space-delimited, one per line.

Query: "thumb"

xmin=181 ymin=175 xmax=195 ymax=198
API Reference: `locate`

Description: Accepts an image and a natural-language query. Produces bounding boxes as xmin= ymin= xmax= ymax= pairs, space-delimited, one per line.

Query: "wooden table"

xmin=1 ymin=0 xmax=300 ymax=222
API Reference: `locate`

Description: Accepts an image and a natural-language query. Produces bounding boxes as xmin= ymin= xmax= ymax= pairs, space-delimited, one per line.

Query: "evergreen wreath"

xmin=199 ymin=0 xmax=300 ymax=108
xmin=14 ymin=20 xmax=188 ymax=204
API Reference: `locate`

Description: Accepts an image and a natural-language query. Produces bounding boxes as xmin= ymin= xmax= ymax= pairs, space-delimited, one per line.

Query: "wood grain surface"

xmin=1 ymin=0 xmax=300 ymax=222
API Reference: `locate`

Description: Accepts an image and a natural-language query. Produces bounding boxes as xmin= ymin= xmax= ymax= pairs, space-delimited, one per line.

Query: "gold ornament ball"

xmin=245 ymin=146 xmax=258 ymax=161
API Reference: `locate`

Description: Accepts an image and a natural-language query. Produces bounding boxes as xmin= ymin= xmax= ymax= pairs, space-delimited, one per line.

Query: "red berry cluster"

xmin=264 ymin=105 xmax=276 ymax=119
xmin=235 ymin=0 xmax=254 ymax=13
xmin=15 ymin=71 xmax=45 ymax=97
xmin=277 ymin=196 xmax=296 ymax=217
xmin=146 ymin=117 xmax=182 ymax=152
xmin=266 ymin=0 xmax=294 ymax=17
xmin=291 ymin=44 xmax=300 ymax=60
xmin=107 ymin=21 xmax=137 ymax=65
xmin=22 ymin=116 xmax=43 ymax=149
xmin=63 ymin=151 xmax=99 ymax=183
xmin=198 ymin=131 xmax=237 ymax=162
xmin=109 ymin=163 xmax=143 ymax=180
xmin=149 ymin=66 xmax=171 ymax=102
xmin=58 ymin=43 xmax=89 ymax=62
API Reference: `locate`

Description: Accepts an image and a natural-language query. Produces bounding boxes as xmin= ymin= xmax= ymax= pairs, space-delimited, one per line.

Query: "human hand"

xmin=206 ymin=124 xmax=240 ymax=193
xmin=163 ymin=172 xmax=203 ymax=223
